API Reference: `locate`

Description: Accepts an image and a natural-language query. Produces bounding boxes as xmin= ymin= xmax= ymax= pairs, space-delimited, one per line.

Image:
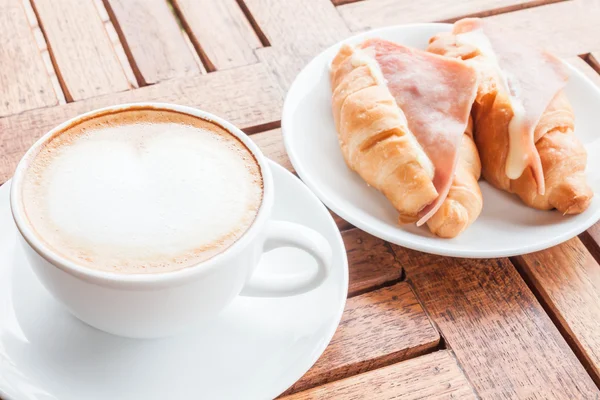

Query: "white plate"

xmin=282 ymin=23 xmax=600 ymax=258
xmin=0 ymin=161 xmax=348 ymax=400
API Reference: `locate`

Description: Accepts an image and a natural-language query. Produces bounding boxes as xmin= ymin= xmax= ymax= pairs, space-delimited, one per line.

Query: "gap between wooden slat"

xmin=243 ymin=119 xmax=281 ymax=135
xmin=341 ymin=241 xmax=407 ymax=297
xmin=393 ymin=248 xmax=599 ymax=397
xmin=281 ymin=282 xmax=441 ymax=395
xmin=503 ymin=53 xmax=600 ymax=389
xmin=331 ymin=0 xmax=363 ymax=6
xmin=21 ymin=0 xmax=66 ymax=105
xmin=575 ymin=53 xmax=600 ymax=264
xmin=281 ymin=350 xmax=477 ymax=400
xmin=332 ymin=0 xmax=570 ymax=24
xmin=28 ymin=0 xmax=74 ymax=101
xmin=164 ymin=0 xmax=208 ymax=74
xmin=437 ymin=0 xmax=568 ymax=23
xmin=333 ymin=0 xmax=571 ymax=20
xmin=236 ymin=0 xmax=270 ymax=47
xmin=501 ymin=52 xmax=600 ymax=387
xmin=166 ymin=0 xmax=216 ymax=72
xmin=583 ymin=53 xmax=600 ymax=76
xmin=343 ymin=230 xmax=404 ymax=298
xmin=101 ymin=0 xmax=144 ymax=87
xmin=102 ymin=0 xmax=206 ymax=87
xmin=181 ymin=31 xmax=208 ymax=75
xmin=579 ymin=230 xmax=600 ymax=266
xmin=30 ymin=0 xmax=135 ymax=101
xmin=93 ymin=0 xmax=138 ymax=88
xmin=510 ymin=255 xmax=600 ymax=389
xmin=166 ymin=0 xmax=207 ymax=75
xmin=405 ymin=275 xmax=449 ymax=353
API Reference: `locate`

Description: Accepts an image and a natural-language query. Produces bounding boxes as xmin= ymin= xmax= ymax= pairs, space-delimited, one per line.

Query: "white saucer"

xmin=0 ymin=161 xmax=348 ymax=400
xmin=282 ymin=23 xmax=600 ymax=258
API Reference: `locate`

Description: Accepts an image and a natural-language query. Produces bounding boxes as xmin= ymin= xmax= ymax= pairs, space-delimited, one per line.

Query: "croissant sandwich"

xmin=330 ymin=39 xmax=482 ymax=238
xmin=428 ymin=18 xmax=593 ymax=214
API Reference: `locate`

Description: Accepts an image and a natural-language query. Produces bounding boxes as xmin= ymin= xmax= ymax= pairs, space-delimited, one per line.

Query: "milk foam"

xmin=21 ymin=109 xmax=263 ymax=274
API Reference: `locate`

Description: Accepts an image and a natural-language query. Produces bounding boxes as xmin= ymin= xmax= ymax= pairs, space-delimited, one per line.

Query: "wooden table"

xmin=2 ymin=0 xmax=600 ymax=398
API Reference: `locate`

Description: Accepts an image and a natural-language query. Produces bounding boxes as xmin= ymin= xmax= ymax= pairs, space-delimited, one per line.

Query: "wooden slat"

xmin=339 ymin=229 xmax=403 ymax=295
xmin=338 ymin=0 xmax=600 ymax=58
xmin=96 ymin=0 xmax=139 ymax=89
xmin=586 ymin=53 xmax=600 ymax=83
xmin=483 ymin=0 xmax=600 ymax=57
xmin=251 ymin=128 xmax=294 ymax=172
xmin=576 ymin=52 xmax=600 ymax=259
xmin=337 ymin=0 xmax=560 ymax=31
xmin=31 ymin=0 xmax=130 ymax=101
xmin=251 ymin=129 xmax=353 ymax=231
xmin=0 ymin=0 xmax=57 ymax=117
xmin=245 ymin=0 xmax=351 ymax=90
xmin=282 ymin=351 xmax=477 ymax=400
xmin=568 ymin=56 xmax=600 ymax=87
xmin=567 ymin=54 xmax=600 ymax=301
xmin=514 ymin=238 xmax=600 ymax=385
xmin=391 ymin=247 xmax=599 ymax=399
xmin=0 ymin=63 xmax=282 ymax=184
xmin=172 ymin=0 xmax=261 ymax=71
xmin=283 ymin=282 xmax=440 ymax=395
xmin=586 ymin=223 xmax=600 ymax=254
xmin=343 ymin=229 xmax=402 ymax=297
xmin=331 ymin=213 xmax=352 ymax=231
xmin=23 ymin=0 xmax=67 ymax=105
xmin=568 ymin=54 xmax=600 ymax=253
xmin=103 ymin=0 xmax=201 ymax=85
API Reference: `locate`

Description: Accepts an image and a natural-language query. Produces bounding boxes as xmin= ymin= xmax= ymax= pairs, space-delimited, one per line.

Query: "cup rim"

xmin=10 ymin=102 xmax=274 ymax=289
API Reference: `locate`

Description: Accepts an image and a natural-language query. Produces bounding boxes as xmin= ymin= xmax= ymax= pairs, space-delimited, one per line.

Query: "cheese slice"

xmin=453 ymin=18 xmax=570 ymax=194
xmin=360 ymin=39 xmax=479 ymax=225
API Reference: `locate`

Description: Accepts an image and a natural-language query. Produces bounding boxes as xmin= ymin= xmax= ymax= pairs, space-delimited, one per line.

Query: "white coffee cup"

xmin=10 ymin=103 xmax=332 ymax=339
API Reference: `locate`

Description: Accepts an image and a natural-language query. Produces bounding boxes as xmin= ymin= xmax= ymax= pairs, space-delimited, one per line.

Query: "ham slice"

xmin=452 ymin=18 xmax=570 ymax=194
xmin=359 ymin=39 xmax=478 ymax=225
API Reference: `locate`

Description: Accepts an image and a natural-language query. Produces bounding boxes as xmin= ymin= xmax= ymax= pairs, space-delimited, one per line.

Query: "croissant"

xmin=428 ymin=18 xmax=593 ymax=214
xmin=330 ymin=39 xmax=481 ymax=237
xmin=427 ymin=118 xmax=483 ymax=238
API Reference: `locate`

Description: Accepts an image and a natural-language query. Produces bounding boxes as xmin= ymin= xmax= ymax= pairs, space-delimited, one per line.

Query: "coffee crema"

xmin=21 ymin=107 xmax=263 ymax=274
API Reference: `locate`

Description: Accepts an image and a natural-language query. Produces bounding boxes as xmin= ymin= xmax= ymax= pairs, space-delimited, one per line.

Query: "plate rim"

xmin=281 ymin=22 xmax=600 ymax=258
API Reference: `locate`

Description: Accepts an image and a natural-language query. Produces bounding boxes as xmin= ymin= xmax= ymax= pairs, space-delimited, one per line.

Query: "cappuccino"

xmin=21 ymin=107 xmax=263 ymax=274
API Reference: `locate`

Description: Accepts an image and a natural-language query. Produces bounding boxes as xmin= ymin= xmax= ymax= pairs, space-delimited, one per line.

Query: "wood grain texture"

xmin=23 ymin=0 xmax=67 ymax=105
xmin=172 ymin=0 xmax=260 ymax=71
xmin=568 ymin=56 xmax=600 ymax=88
xmin=338 ymin=0 xmax=557 ymax=31
xmin=103 ymin=0 xmax=200 ymax=85
xmin=0 ymin=63 xmax=282 ymax=183
xmin=331 ymin=212 xmax=352 ymax=232
xmin=98 ymin=0 xmax=139 ymax=88
xmin=31 ymin=0 xmax=130 ymax=101
xmin=250 ymin=129 xmax=353 ymax=231
xmin=482 ymin=0 xmax=600 ymax=57
xmin=282 ymin=351 xmax=477 ymax=400
xmin=391 ymin=247 xmax=599 ymax=399
xmin=514 ymin=238 xmax=600 ymax=385
xmin=251 ymin=128 xmax=294 ymax=172
xmin=338 ymin=0 xmax=600 ymax=58
xmin=585 ymin=222 xmax=600 ymax=255
xmin=245 ymin=0 xmax=350 ymax=90
xmin=343 ymin=229 xmax=402 ymax=297
xmin=0 ymin=0 xmax=57 ymax=117
xmin=283 ymin=282 xmax=440 ymax=395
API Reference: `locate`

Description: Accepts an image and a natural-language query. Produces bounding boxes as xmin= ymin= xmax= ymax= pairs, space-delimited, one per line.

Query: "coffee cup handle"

xmin=240 ymin=220 xmax=333 ymax=297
